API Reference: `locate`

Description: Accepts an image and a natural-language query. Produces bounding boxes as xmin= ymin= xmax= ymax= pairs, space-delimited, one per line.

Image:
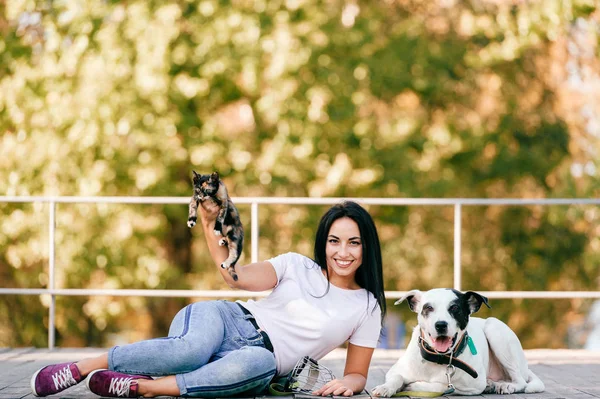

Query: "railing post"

xmin=48 ymin=201 xmax=56 ymax=349
xmin=453 ymin=203 xmax=462 ymax=291
xmin=251 ymin=202 xmax=259 ymax=263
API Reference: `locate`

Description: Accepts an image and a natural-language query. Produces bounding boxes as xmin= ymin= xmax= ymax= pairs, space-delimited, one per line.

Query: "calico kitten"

xmin=188 ymin=171 xmax=243 ymax=281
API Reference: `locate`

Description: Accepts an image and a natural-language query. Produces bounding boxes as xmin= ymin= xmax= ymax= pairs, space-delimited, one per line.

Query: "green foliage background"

xmin=1 ymin=0 xmax=599 ymax=348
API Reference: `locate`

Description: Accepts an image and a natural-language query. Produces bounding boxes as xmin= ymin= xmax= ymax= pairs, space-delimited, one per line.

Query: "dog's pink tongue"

xmin=433 ymin=336 xmax=452 ymax=352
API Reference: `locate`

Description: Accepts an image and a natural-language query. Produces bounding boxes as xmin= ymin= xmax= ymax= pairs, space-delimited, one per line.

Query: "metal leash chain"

xmin=443 ymin=350 xmax=456 ymax=395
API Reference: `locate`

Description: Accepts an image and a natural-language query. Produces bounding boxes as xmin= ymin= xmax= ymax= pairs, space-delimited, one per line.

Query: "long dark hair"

xmin=313 ymin=201 xmax=386 ymax=326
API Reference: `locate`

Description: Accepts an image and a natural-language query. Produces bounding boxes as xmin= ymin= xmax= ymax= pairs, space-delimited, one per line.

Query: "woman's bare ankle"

xmin=136 ymin=379 xmax=153 ymax=398
xmin=75 ymin=353 xmax=109 ymax=377
xmin=137 ymin=379 xmax=167 ymax=398
xmin=137 ymin=376 xmax=180 ymax=398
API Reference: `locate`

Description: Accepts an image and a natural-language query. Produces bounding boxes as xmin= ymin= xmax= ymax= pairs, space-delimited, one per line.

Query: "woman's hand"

xmin=313 ymin=379 xmax=354 ymax=397
xmin=198 ymin=198 xmax=220 ymax=225
xmin=313 ymin=345 xmax=372 ymax=396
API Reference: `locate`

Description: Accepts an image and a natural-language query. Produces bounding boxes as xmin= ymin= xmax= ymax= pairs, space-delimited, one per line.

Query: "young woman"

xmin=31 ymin=200 xmax=386 ymax=398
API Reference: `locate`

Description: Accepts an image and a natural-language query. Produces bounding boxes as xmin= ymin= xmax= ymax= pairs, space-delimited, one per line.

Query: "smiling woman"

xmin=324 ymin=217 xmax=364 ymax=289
xmin=314 ymin=202 xmax=387 ymax=311
xmin=30 ymin=200 xmax=387 ymax=398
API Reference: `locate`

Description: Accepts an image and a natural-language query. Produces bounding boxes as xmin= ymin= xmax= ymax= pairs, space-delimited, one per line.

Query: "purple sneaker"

xmin=87 ymin=369 xmax=152 ymax=398
xmin=30 ymin=362 xmax=83 ymax=397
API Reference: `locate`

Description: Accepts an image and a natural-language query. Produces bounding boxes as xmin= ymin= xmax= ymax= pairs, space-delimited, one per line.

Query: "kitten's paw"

xmin=229 ymin=270 xmax=238 ymax=281
xmin=218 ymin=238 xmax=228 ymax=246
xmin=220 ymin=262 xmax=230 ymax=269
xmin=187 ymin=218 xmax=197 ymax=228
xmin=213 ymin=230 xmax=222 ymax=236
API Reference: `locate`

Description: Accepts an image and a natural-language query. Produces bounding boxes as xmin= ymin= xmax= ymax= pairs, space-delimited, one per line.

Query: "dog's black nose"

xmin=435 ymin=321 xmax=448 ymax=333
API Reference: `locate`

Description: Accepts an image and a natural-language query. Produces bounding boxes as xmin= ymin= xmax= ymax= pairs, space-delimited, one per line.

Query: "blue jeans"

xmin=108 ymin=300 xmax=277 ymax=397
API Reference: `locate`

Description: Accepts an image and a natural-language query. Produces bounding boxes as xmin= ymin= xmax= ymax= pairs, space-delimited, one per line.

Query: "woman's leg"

xmin=109 ymin=301 xmax=227 ymax=376
xmin=31 ymin=300 xmax=241 ymax=398
xmin=71 ymin=301 xmax=222 ymax=379
xmin=141 ymin=301 xmax=277 ymax=398
xmin=172 ymin=346 xmax=276 ymax=398
xmin=63 ymin=301 xmax=224 ymax=379
xmin=86 ymin=300 xmax=276 ymax=398
xmin=107 ymin=347 xmax=276 ymax=399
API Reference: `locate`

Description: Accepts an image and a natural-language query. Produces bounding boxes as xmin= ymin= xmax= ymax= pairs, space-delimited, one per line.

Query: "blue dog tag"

xmin=467 ymin=336 xmax=477 ymax=355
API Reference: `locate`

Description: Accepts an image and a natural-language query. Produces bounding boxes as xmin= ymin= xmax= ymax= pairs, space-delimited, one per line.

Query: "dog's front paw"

xmin=218 ymin=238 xmax=228 ymax=246
xmin=484 ymin=379 xmax=495 ymax=393
xmin=486 ymin=380 xmax=519 ymax=395
xmin=371 ymin=384 xmax=397 ymax=398
xmin=187 ymin=218 xmax=197 ymax=228
xmin=495 ymin=382 xmax=517 ymax=395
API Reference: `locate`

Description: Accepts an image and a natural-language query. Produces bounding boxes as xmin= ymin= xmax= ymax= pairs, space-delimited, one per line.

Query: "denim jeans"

xmin=108 ymin=300 xmax=277 ymax=397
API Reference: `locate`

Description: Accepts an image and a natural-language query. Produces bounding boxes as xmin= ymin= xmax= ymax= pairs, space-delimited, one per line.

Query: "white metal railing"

xmin=1 ymin=196 xmax=600 ymax=349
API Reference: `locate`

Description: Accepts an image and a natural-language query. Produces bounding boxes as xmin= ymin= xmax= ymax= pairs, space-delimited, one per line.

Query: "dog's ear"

xmin=464 ymin=291 xmax=491 ymax=314
xmin=394 ymin=290 xmax=422 ymax=313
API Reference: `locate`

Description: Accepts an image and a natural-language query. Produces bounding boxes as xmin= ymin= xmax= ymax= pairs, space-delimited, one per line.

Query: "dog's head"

xmin=396 ymin=288 xmax=490 ymax=353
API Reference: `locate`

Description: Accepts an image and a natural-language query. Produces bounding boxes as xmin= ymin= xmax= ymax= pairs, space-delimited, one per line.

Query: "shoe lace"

xmin=51 ymin=365 xmax=77 ymax=390
xmin=109 ymin=376 xmax=135 ymax=397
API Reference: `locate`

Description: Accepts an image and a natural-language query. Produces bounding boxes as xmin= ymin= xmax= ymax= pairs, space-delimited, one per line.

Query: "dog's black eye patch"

xmin=421 ymin=303 xmax=434 ymax=317
xmin=449 ymin=298 xmax=469 ymax=330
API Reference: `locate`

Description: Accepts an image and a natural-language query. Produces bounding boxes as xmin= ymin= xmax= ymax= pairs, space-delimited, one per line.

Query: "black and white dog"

xmin=372 ymin=289 xmax=545 ymax=396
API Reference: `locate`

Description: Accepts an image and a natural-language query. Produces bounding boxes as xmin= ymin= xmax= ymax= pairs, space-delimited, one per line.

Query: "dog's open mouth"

xmin=429 ymin=333 xmax=457 ymax=353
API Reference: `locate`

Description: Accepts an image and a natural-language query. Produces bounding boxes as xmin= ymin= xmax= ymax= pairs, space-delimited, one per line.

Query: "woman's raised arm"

xmin=197 ymin=199 xmax=278 ymax=291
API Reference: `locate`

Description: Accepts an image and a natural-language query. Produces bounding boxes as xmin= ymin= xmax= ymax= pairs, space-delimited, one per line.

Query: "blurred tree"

xmin=0 ymin=0 xmax=599 ymax=348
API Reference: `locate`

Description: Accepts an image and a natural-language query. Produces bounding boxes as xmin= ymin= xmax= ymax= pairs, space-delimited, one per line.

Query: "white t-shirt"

xmin=239 ymin=252 xmax=382 ymax=376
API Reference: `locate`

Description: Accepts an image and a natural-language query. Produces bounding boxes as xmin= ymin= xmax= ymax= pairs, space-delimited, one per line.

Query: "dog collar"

xmin=418 ymin=331 xmax=479 ymax=379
